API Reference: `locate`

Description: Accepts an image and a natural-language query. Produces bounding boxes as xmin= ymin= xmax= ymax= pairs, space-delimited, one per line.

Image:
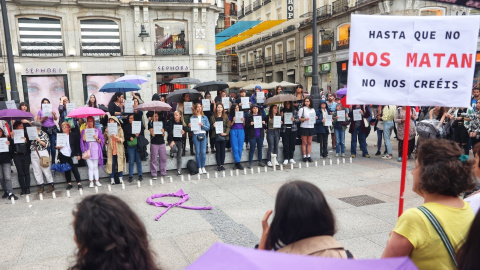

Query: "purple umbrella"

xmin=115 ymin=74 xmax=148 ymax=85
xmin=336 ymin=87 xmax=347 ymax=98
xmin=0 ymin=109 xmax=34 ymax=120
xmin=186 ymin=243 xmax=418 ymax=270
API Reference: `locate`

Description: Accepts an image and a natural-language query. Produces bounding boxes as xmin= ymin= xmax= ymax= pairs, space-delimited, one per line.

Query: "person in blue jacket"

xmin=250 ymin=86 xmax=266 ymax=116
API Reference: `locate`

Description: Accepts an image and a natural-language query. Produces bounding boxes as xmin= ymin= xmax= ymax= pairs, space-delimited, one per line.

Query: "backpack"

xmin=187 ymin=159 xmax=199 ymax=175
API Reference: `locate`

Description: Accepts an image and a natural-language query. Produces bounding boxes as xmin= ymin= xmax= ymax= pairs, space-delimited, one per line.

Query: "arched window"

xmin=18 ymin=16 xmax=63 ymax=56
xmin=80 ymin=19 xmax=121 ymax=56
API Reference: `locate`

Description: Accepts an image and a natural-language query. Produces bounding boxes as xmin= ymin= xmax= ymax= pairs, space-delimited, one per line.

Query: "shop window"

xmin=420 ymin=8 xmax=444 ymax=16
xmin=80 ymin=19 xmax=121 ymax=57
xmin=18 ymin=17 xmax=63 ymax=57
xmin=155 ymin=21 xmax=188 ymax=56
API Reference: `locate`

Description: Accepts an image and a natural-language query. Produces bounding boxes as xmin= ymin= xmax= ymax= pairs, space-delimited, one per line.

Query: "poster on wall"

xmin=23 ymin=75 xmax=68 ymax=118
xmin=83 ymin=74 xmax=123 ymax=107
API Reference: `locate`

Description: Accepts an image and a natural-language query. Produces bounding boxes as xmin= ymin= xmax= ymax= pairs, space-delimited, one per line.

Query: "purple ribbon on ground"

xmin=146 ymin=189 xmax=213 ymax=221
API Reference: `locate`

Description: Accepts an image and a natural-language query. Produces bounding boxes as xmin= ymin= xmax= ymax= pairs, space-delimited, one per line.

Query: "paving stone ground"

xmin=0 ymin=133 xmax=424 ymax=270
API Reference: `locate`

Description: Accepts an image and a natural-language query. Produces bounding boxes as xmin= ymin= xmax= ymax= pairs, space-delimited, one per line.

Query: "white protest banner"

xmin=42 ymin=104 xmax=52 ymax=117
xmin=202 ymin=99 xmax=210 ymax=111
xmin=5 ymin=100 xmax=16 ymax=109
xmin=85 ymin=128 xmax=96 ymax=142
xmin=124 ymin=100 xmax=134 ymax=113
xmin=26 ymin=127 xmax=38 ymax=140
xmin=173 ymin=124 xmax=183 ymax=137
xmin=273 ymin=116 xmax=281 ymax=128
xmin=222 ymin=97 xmax=230 ymax=109
xmin=56 ymin=133 xmax=68 ymax=147
xmin=284 ymin=112 xmax=293 ymax=124
xmin=66 ymin=103 xmax=75 ymax=114
xmin=153 ymin=122 xmax=163 ymax=134
xmin=337 ymin=110 xmax=346 ymax=122
xmin=353 ymin=109 xmax=362 ymax=121
xmin=184 ymin=102 xmax=193 ymax=114
xmin=132 ymin=121 xmax=141 ymax=134
xmin=253 ymin=116 xmax=262 ymax=128
xmin=241 ymin=97 xmax=250 ymax=109
xmin=215 ymin=121 xmax=224 ymax=134
xmin=190 ymin=117 xmax=200 ymax=131
xmin=325 ymin=115 xmax=333 ymax=126
xmin=13 ymin=129 xmax=24 ymax=144
xmin=256 ymin=92 xmax=265 ymax=103
xmin=347 ymin=15 xmax=480 ymax=107
xmin=0 ymin=138 xmax=8 ymax=153
xmin=108 ymin=123 xmax=118 ymax=136
xmin=308 ymin=112 xmax=316 ymax=125
xmin=235 ymin=111 xmax=243 ymax=123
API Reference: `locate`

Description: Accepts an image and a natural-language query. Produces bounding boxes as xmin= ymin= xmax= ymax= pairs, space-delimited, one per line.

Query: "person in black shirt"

xmin=148 ymin=112 xmax=167 ymax=179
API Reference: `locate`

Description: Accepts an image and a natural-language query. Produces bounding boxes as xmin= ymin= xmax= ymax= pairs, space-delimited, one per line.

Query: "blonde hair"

xmin=61 ymin=121 xmax=71 ymax=129
xmin=192 ymin=103 xmax=204 ymax=116
xmin=174 ymin=110 xmax=186 ymax=127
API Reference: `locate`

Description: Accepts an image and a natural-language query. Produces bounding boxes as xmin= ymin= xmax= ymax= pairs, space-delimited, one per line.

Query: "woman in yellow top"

xmin=382 ymin=139 xmax=476 ymax=270
xmin=104 ymin=116 xmax=125 ymax=185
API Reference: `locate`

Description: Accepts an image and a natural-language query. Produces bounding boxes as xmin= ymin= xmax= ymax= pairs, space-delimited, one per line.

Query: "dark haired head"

xmin=69 ymin=194 xmax=160 ymax=270
xmin=269 ymin=104 xmax=278 ymax=119
xmin=457 ymin=211 xmax=480 ymax=270
xmin=18 ymin=102 xmax=29 ymax=111
xmin=88 ymin=95 xmax=98 ymax=108
xmin=13 ymin=121 xmax=23 ymax=129
xmin=266 ymin=181 xmax=335 ymax=250
xmin=296 ymin=84 xmax=303 ymax=89
xmin=40 ymin=98 xmax=50 ymax=106
xmin=416 ymin=139 xmax=476 ymax=197
xmin=229 ymin=103 xmax=239 ymax=117
xmin=109 ymin=93 xmax=123 ymax=104
xmin=304 ymin=96 xmax=313 ymax=108
xmin=0 ymin=128 xmax=4 ymax=138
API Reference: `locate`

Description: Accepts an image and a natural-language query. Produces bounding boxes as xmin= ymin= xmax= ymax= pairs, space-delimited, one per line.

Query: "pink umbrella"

xmin=67 ymin=107 xmax=106 ymax=118
xmin=135 ymin=101 xmax=172 ymax=112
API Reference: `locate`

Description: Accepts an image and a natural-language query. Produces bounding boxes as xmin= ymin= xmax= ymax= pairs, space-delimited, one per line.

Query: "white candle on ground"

xmin=149 ymin=179 xmax=153 ymax=186
xmin=169 ymin=176 xmax=173 ymax=183
xmin=11 ymin=197 xmax=15 ymax=204
xmin=299 ymin=163 xmax=302 ymax=169
xmin=337 ymin=158 xmax=340 ymax=164
xmin=181 ymin=175 xmax=184 ymax=182
xmin=207 ymin=173 xmax=210 ymax=179
xmin=121 ymin=183 xmax=125 ymax=190
xmin=95 ymin=186 xmax=98 ymax=193
xmin=315 ymin=161 xmax=318 ymax=167
xmin=323 ymin=160 xmax=326 ymax=166
xmin=280 ymin=165 xmax=283 ymax=171
xmin=223 ymin=171 xmax=226 ymax=177
xmin=107 ymin=185 xmax=111 ymax=192
xmin=188 ymin=174 xmax=191 ymax=181
xmin=39 ymin=193 xmax=43 ymax=201
xmin=330 ymin=159 xmax=332 ymax=165
xmin=230 ymin=170 xmax=233 ymax=177
xmin=197 ymin=174 xmax=200 ymax=180
xmin=350 ymin=157 xmax=352 ymax=163
xmin=306 ymin=162 xmax=309 ymax=167
xmin=79 ymin=189 xmax=84 ymax=195
xmin=137 ymin=181 xmax=141 ymax=188
xmin=215 ymin=172 xmax=218 ymax=178
xmin=236 ymin=169 xmax=239 ymax=176
xmin=343 ymin=158 xmax=346 ymax=164
xmin=52 ymin=191 xmax=56 ymax=198
xmin=264 ymin=166 xmax=267 ymax=172
xmin=291 ymin=164 xmax=294 ymax=170
xmin=67 ymin=190 xmax=71 ymax=197
xmin=161 ymin=177 xmax=165 ymax=184
xmin=244 ymin=168 xmax=247 ymax=175
xmin=26 ymin=195 xmax=30 ymax=202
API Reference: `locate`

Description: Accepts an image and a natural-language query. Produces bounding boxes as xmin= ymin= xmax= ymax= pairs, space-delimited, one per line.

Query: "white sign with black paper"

xmin=273 ymin=116 xmax=282 ymax=128
xmin=108 ymin=123 xmax=118 ymax=136
xmin=132 ymin=121 xmax=141 ymax=134
xmin=124 ymin=100 xmax=134 ymax=114
xmin=85 ymin=128 xmax=96 ymax=142
xmin=56 ymin=133 xmax=68 ymax=147
xmin=42 ymin=104 xmax=52 ymax=118
xmin=190 ymin=117 xmax=200 ymax=131
xmin=66 ymin=103 xmax=75 ymax=114
xmin=235 ymin=111 xmax=244 ymax=123
xmin=216 ymin=121 xmax=224 ymax=134
xmin=256 ymin=92 xmax=265 ymax=104
xmin=253 ymin=116 xmax=263 ymax=128
xmin=284 ymin=112 xmax=293 ymax=124
xmin=308 ymin=112 xmax=316 ymax=125
xmin=13 ymin=129 xmax=25 ymax=144
xmin=26 ymin=127 xmax=38 ymax=140
xmin=337 ymin=110 xmax=346 ymax=122
xmin=5 ymin=100 xmax=16 ymax=109
xmin=0 ymin=138 xmax=8 ymax=153
xmin=222 ymin=97 xmax=230 ymax=109
xmin=202 ymin=99 xmax=210 ymax=111
xmin=184 ymin=102 xmax=193 ymax=114
xmin=324 ymin=115 xmax=333 ymax=126
xmin=173 ymin=124 xmax=183 ymax=137
xmin=153 ymin=122 xmax=163 ymax=134
xmin=241 ymin=97 xmax=250 ymax=109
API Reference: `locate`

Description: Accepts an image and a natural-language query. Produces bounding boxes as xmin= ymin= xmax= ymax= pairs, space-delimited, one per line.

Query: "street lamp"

xmin=310 ymin=0 xmax=321 ymax=109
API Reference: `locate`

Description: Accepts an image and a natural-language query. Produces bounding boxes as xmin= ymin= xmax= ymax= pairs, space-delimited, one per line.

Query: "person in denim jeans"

xmin=124 ymin=114 xmax=143 ymax=182
xmin=348 ymin=105 xmax=371 ymax=158
xmin=245 ymin=105 xmax=266 ymax=168
xmin=333 ymin=103 xmax=348 ymax=157
xmin=187 ymin=103 xmax=210 ymax=174
xmin=380 ymin=105 xmax=397 ymax=159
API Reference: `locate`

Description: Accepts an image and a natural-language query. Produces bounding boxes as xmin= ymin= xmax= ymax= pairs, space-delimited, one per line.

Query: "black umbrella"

xmin=166 ymin=89 xmax=202 ymax=103
xmin=170 ymin=77 xmax=201 ymax=85
xmin=193 ymin=81 xmax=229 ymax=92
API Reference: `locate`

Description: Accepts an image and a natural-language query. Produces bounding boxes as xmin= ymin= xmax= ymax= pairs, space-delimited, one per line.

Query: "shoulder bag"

xmin=82 ymin=142 xmax=91 ymax=160
xmin=34 ymin=142 xmax=51 ymax=168
xmin=417 ymin=206 xmax=457 ymax=268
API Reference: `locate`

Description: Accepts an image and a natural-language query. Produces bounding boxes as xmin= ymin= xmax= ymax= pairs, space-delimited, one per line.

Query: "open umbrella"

xmin=194 ymin=81 xmax=229 ymax=92
xmin=336 ymin=87 xmax=347 ymax=98
xmin=166 ymin=89 xmax=202 ymax=103
xmin=135 ymin=101 xmax=172 ymax=112
xmin=278 ymin=81 xmax=299 ymax=88
xmin=243 ymin=82 xmax=276 ymax=91
xmin=187 ymin=243 xmax=418 ymax=270
xmin=264 ymin=94 xmax=298 ymax=105
xmin=67 ymin=107 xmax=106 ymax=119
xmin=170 ymin=77 xmax=201 ymax=85
xmin=115 ymin=74 xmax=148 ymax=85
xmin=99 ymin=82 xmax=140 ymax=93
xmin=0 ymin=109 xmax=34 ymax=120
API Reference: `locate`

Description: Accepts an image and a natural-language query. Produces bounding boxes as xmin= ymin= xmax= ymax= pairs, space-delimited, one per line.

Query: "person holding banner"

xmin=104 ymin=117 xmax=125 ymax=185
xmin=395 ymin=107 xmax=417 ymax=162
xmin=178 ymin=93 xmax=195 ymax=156
xmin=228 ymin=103 xmax=245 ymax=170
xmin=0 ymin=128 xmax=16 ymax=200
xmin=382 ymin=139 xmax=476 ymax=270
xmin=58 ymin=96 xmax=78 ymax=132
xmin=348 ymin=105 xmax=371 ymax=158
xmin=81 ymin=116 xmax=105 ymax=188
xmin=210 ymin=103 xmax=230 ymax=171
xmin=298 ymin=97 xmax=317 ymax=163
xmin=30 ymin=121 xmax=55 ymax=194
xmin=281 ymin=101 xmax=299 ymax=165
xmin=245 ymin=104 xmax=267 ymax=168
xmin=187 ymin=103 xmax=210 ymax=174
xmin=148 ymin=112 xmax=167 ymax=179
xmin=10 ymin=122 xmax=31 ymax=195
xmin=56 ymin=122 xmax=83 ymax=190
xmin=37 ymin=98 xmax=58 ymax=164
xmin=315 ymin=101 xmax=331 ymax=159
xmin=167 ymin=111 xmax=187 ymax=175
xmin=266 ymin=104 xmax=282 ymax=167
xmin=124 ymin=114 xmax=143 ymax=182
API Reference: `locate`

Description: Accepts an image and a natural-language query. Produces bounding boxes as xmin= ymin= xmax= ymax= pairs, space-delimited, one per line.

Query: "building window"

xmin=337 ymin=23 xmax=350 ymax=50
xmin=18 ymin=17 xmax=63 ymax=57
xmin=420 ymin=8 xmax=444 ymax=16
xmin=80 ymin=19 xmax=121 ymax=57
xmin=155 ymin=21 xmax=188 ymax=56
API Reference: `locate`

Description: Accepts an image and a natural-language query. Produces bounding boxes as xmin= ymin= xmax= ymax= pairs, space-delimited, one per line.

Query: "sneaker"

xmin=198 ymin=169 xmax=203 ymax=175
xmin=89 ymin=182 xmax=94 ymax=188
xmin=217 ymin=166 xmax=222 ymax=171
xmin=375 ymin=150 xmax=381 ymax=156
xmin=221 ymin=166 xmax=225 ymax=171
xmin=47 ymin=185 xmax=55 ymax=193
xmin=95 ymin=181 xmax=102 ymax=187
xmin=77 ymin=184 xmax=83 ymax=190
xmin=283 ymin=159 xmax=289 ymax=165
xmin=110 ymin=178 xmax=115 ymax=185
xmin=20 ymin=190 xmax=26 ymax=196
xmin=397 ymin=157 xmax=402 ymax=162
xmin=267 ymin=161 xmax=273 ymax=167
xmin=303 ymin=157 xmax=307 ymax=162
xmin=152 ymin=176 xmax=158 ymax=180
xmin=335 ymin=153 xmax=339 ymax=157
xmin=38 ymin=185 xmax=44 ymax=194
xmin=246 ymin=163 xmax=252 ymax=169
xmin=258 ymin=162 xmax=266 ymax=167
xmin=275 ymin=160 xmax=280 ymax=166
xmin=8 ymin=194 xmax=18 ymax=200
xmin=382 ymin=155 xmax=392 ymax=160
xmin=237 ymin=163 xmax=244 ymax=170
xmin=351 ymin=154 xmax=356 ymax=158
xmin=341 ymin=153 xmax=345 ymax=157
xmin=326 ymin=155 xmax=331 ymax=159
xmin=2 ymin=192 xmax=8 ymax=199
xmin=202 ymin=168 xmax=207 ymax=174
xmin=307 ymin=157 xmax=313 ymax=163
xmin=364 ymin=154 xmax=371 ymax=158
xmin=128 ymin=176 xmax=133 ymax=183
xmin=177 ymin=169 xmax=182 ymax=175
xmin=138 ymin=175 xmax=143 ymax=181
xmin=289 ymin=159 xmax=296 ymax=164
xmin=232 ymin=163 xmax=238 ymax=170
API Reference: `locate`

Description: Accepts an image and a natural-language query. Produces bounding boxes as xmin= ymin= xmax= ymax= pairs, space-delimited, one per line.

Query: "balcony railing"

xmin=245 ymin=4 xmax=252 ymax=15
xmin=253 ymin=0 xmax=261 ymax=10
xmin=336 ymin=38 xmax=350 ymax=50
xmin=272 ymin=30 xmax=283 ymax=37
xmin=247 ymin=61 xmax=254 ymax=70
xmin=264 ymin=56 xmax=273 ymax=66
xmin=240 ymin=63 xmax=246 ymax=71
xmin=215 ymin=28 xmax=225 ymax=34
xmin=81 ymin=41 xmax=122 ymax=57
xmin=230 ymin=9 xmax=237 ymax=16
xmin=238 ymin=9 xmax=244 ymax=19
xmin=256 ymin=58 xmax=263 ymax=68
xmin=356 ymin=0 xmax=377 ymax=6
xmin=304 ymin=47 xmax=313 ymax=57
xmin=317 ymin=5 xmax=332 ymax=18
xmin=275 ymin=53 xmax=284 ymax=64
xmin=155 ymin=41 xmax=188 ymax=56
xmin=20 ymin=41 xmax=64 ymax=57
xmin=231 ymin=65 xmax=238 ymax=73
xmin=286 ymin=50 xmax=296 ymax=62
xmin=319 ymin=42 xmax=332 ymax=53
xmin=332 ymin=0 xmax=349 ymax=14
xmin=300 ymin=12 xmax=313 ymax=18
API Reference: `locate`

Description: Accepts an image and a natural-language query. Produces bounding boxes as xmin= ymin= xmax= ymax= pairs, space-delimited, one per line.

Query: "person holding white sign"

xmin=18 ymin=102 xmax=34 ymax=126
xmin=266 ymin=105 xmax=282 ymax=167
xmin=249 ymin=86 xmax=266 ymax=116
xmin=315 ymin=101 xmax=331 ymax=159
xmin=36 ymin=98 xmax=58 ymax=164
xmin=298 ymin=97 xmax=318 ymax=163
xmin=124 ymin=115 xmax=143 ymax=182
xmin=58 ymin=96 xmax=78 ymax=132
xmin=148 ymin=112 xmax=167 ymax=179
xmin=280 ymin=101 xmax=299 ymax=165
xmin=210 ymin=103 xmax=230 ymax=171
xmin=81 ymin=116 xmax=105 ymax=188
xmin=167 ymin=111 xmax=186 ymax=175
xmin=332 ymin=103 xmax=349 ymax=157
xmin=379 ymin=105 xmax=397 ymax=160
xmin=29 ymin=121 xmax=55 ymax=194
xmin=11 ymin=122 xmax=32 ymax=195
xmin=56 ymin=122 xmax=83 ymax=190
xmin=228 ymin=104 xmax=246 ymax=170
xmin=245 ymin=104 xmax=266 ymax=168
xmin=0 ymin=128 xmax=17 ymax=200
xmin=187 ymin=103 xmax=210 ymax=174
xmin=348 ymin=105 xmax=371 ymax=158
xmin=104 ymin=117 xmax=125 ymax=185
xmin=178 ymin=93 xmax=195 ymax=157
xmin=235 ymin=89 xmax=251 ymax=113
xmin=202 ymin=92 xmax=214 ymax=154
xmin=85 ymin=94 xmax=103 ymax=129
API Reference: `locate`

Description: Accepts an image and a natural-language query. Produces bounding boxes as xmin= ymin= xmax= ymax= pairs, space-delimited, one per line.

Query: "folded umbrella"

xmin=166 ymin=89 xmax=201 ymax=103
xmin=115 ymin=74 xmax=148 ymax=85
xmin=135 ymin=101 xmax=172 ymax=112
xmin=0 ymin=109 xmax=34 ymax=121
xmin=99 ymin=82 xmax=140 ymax=93
xmin=264 ymin=94 xmax=298 ymax=105
xmin=67 ymin=107 xmax=106 ymax=118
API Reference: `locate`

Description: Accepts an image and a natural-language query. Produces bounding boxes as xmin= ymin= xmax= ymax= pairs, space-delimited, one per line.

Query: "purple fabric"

xmin=255 ymin=128 xmax=261 ymax=138
xmin=0 ymin=109 xmax=34 ymax=120
xmin=37 ymin=110 xmax=56 ymax=127
xmin=229 ymin=115 xmax=244 ymax=130
xmin=187 ymin=243 xmax=418 ymax=270
xmin=80 ymin=128 xmax=104 ymax=167
xmin=146 ymin=189 xmax=213 ymax=221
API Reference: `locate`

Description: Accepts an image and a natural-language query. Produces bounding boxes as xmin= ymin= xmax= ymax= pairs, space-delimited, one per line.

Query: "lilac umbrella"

xmin=187 ymin=243 xmax=418 ymax=270
xmin=135 ymin=101 xmax=172 ymax=112
xmin=0 ymin=109 xmax=34 ymax=120
xmin=336 ymin=87 xmax=347 ymax=98
xmin=115 ymin=74 xmax=148 ymax=85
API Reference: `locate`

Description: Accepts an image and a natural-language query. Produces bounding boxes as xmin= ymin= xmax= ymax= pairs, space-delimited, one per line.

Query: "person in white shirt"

xmin=298 ymin=97 xmax=318 ymax=163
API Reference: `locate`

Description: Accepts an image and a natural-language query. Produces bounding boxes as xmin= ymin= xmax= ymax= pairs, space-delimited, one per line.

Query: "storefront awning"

xmin=215 ymin=21 xmax=262 ymax=45
xmin=216 ymin=20 xmax=286 ymax=50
